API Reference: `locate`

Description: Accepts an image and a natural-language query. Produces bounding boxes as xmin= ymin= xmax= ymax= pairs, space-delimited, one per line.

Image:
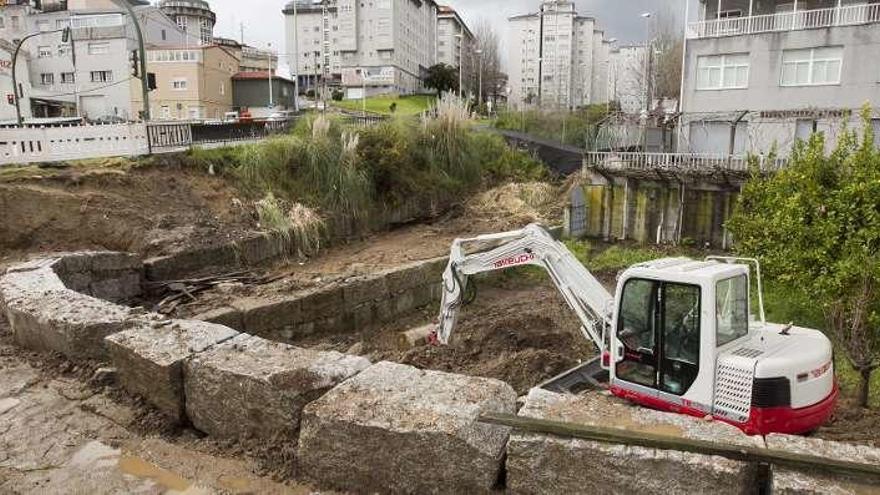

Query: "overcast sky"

xmin=203 ymin=0 xmax=685 ymax=71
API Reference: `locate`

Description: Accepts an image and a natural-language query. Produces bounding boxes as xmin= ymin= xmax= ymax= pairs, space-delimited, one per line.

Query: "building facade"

xmin=147 ymin=44 xmax=238 ymax=121
xmin=282 ymin=0 xmax=439 ymax=98
xmin=0 ymin=38 xmax=33 ymax=122
xmin=436 ymin=5 xmax=474 ymax=71
xmin=507 ymin=0 xmax=614 ymax=109
xmin=681 ymin=0 xmax=880 ymax=155
xmin=215 ymin=38 xmax=279 ymax=74
xmin=232 ymin=71 xmax=295 ymax=118
xmin=158 ymin=0 xmax=215 ymax=46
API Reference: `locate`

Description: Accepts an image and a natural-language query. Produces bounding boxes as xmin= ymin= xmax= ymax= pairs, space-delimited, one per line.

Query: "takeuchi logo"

xmin=493 ymin=252 xmax=535 ymax=269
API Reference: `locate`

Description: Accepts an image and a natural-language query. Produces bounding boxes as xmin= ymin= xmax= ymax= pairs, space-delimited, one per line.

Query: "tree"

xmin=650 ymin=6 xmax=684 ymax=101
xmin=424 ymin=64 xmax=458 ymax=97
xmin=469 ymin=20 xmax=504 ymax=108
xmin=727 ymin=111 xmax=880 ymax=407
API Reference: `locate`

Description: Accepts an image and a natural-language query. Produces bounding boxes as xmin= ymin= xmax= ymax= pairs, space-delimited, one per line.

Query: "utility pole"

xmin=476 ymin=48 xmax=483 ymax=114
xmin=240 ymin=23 xmax=245 ymax=44
xmin=455 ymin=33 xmax=464 ymax=98
xmin=120 ymin=1 xmax=150 ymax=121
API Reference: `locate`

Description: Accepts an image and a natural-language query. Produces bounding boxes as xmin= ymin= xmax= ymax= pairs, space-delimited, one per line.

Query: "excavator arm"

xmin=433 ymin=224 xmax=614 ymax=360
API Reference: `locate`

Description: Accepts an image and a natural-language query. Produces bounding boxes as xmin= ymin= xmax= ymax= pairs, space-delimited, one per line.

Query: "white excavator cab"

xmin=433 ymin=224 xmax=838 ymax=435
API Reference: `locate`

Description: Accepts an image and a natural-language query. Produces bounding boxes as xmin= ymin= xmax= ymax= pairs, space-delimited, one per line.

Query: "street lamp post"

xmin=292 ymin=0 xmax=299 ymax=112
xmin=475 ymin=48 xmax=483 ymax=114
xmin=454 ymin=33 xmax=463 ymax=98
xmin=11 ymin=27 xmax=71 ymax=125
xmin=641 ymin=12 xmax=654 ymax=115
xmin=267 ymin=42 xmax=274 ymax=110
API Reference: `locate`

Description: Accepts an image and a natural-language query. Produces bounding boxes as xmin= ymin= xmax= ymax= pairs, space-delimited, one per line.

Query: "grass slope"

xmin=331 ymin=95 xmax=436 ymax=116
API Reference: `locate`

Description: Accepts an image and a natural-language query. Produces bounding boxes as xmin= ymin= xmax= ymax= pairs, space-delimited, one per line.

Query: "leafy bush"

xmin=728 ymin=110 xmax=880 ymax=407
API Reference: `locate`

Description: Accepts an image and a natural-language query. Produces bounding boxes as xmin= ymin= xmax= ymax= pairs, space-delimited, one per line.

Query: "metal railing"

xmin=585 ymin=152 xmax=788 ymax=173
xmin=688 ymin=3 xmax=880 ymax=39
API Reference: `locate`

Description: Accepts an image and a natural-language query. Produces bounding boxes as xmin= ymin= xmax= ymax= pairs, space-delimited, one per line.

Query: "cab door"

xmin=615 ymin=278 xmax=702 ymax=397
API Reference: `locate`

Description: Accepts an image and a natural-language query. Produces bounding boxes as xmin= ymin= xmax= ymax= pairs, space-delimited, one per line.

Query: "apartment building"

xmin=6 ymin=0 xmax=191 ymax=121
xmin=436 ymin=5 xmax=474 ymax=71
xmin=147 ymin=44 xmax=238 ymax=120
xmin=681 ymin=0 xmax=880 ymax=155
xmin=507 ymin=0 xmax=614 ymax=109
xmin=609 ymin=45 xmax=648 ymax=115
xmin=0 ymin=39 xmax=33 ymax=122
xmin=282 ymin=0 xmax=439 ymax=98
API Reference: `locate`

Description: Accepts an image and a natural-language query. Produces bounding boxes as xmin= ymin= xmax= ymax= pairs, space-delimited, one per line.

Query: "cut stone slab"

xmin=105 ymin=319 xmax=239 ymax=420
xmin=766 ymin=434 xmax=880 ymax=494
xmin=0 ymin=266 xmax=66 ymax=311
xmin=184 ymin=334 xmax=370 ymax=441
xmin=5 ymin=289 xmax=133 ymax=359
xmin=298 ymin=361 xmax=517 ymax=494
xmin=506 ymin=388 xmax=763 ymax=495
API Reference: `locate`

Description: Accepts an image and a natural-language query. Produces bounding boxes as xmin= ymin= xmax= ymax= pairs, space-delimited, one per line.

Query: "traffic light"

xmin=130 ymin=50 xmax=140 ymax=78
xmin=147 ymin=73 xmax=157 ymax=91
xmin=61 ymin=27 xmax=70 ymax=43
xmin=6 ymin=94 xmax=14 ymax=106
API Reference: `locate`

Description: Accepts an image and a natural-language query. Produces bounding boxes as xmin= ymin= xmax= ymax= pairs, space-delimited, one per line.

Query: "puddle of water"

xmin=118 ymin=456 xmax=192 ymax=493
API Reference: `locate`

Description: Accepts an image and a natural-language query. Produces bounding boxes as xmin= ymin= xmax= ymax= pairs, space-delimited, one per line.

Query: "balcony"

xmin=687 ymin=2 xmax=880 ymax=39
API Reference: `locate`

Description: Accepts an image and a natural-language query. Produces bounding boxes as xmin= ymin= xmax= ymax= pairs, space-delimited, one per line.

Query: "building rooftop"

xmin=232 ymin=71 xmax=293 ymax=84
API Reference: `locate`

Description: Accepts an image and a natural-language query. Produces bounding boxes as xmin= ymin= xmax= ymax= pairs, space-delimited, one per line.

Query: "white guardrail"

xmin=0 ymin=123 xmax=149 ymax=166
xmin=688 ymin=3 xmax=880 ymax=39
xmin=585 ymin=152 xmax=788 ymax=173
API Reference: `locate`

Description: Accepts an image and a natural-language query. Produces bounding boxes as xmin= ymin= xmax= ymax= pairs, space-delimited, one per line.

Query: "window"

xmin=161 ymin=106 xmax=170 ymax=119
xmin=61 ymin=72 xmax=75 ymax=84
xmin=38 ymin=46 xmax=51 ymax=58
xmin=696 ymin=53 xmax=749 ymax=90
xmin=36 ymin=20 xmax=50 ymax=32
xmin=88 ymin=42 xmax=110 ymax=55
xmin=172 ymin=78 xmax=188 ymax=90
xmin=11 ymin=16 xmax=19 ymax=30
xmin=90 ymin=70 xmax=112 ymax=83
xmin=716 ymin=276 xmax=748 ymax=347
xmin=58 ymin=44 xmax=70 ymax=56
xmin=873 ymin=119 xmax=880 ymax=149
xmin=781 ymin=47 xmax=842 ymax=86
xmin=40 ymin=73 xmax=54 ymax=85
xmin=796 ymin=119 xmax=818 ymax=141
xmin=177 ymin=16 xmax=187 ymax=30
xmin=56 ymin=19 xmax=69 ymax=29
xmin=616 ymin=279 xmax=702 ymax=395
xmin=0 ymin=17 xmax=5 ymax=29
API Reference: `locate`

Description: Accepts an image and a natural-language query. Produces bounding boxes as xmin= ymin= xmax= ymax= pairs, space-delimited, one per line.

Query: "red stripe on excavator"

xmin=609 ymin=382 xmax=838 ymax=436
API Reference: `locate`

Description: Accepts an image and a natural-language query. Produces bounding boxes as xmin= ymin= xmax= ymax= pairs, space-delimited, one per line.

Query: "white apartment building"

xmin=436 ymin=5 xmax=474 ymax=70
xmin=282 ymin=0 xmax=439 ymax=98
xmin=508 ymin=0 xmax=615 ymax=109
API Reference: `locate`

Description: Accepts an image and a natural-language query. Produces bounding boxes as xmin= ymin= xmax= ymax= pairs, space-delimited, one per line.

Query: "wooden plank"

xmin=480 ymin=412 xmax=880 ymax=480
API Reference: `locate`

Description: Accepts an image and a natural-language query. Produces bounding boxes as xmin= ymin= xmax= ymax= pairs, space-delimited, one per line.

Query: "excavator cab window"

xmin=616 ymin=279 xmax=701 ymax=396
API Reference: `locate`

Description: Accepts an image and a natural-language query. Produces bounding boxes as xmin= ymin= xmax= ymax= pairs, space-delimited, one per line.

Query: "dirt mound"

xmin=368 ymin=286 xmax=595 ymax=394
xmin=466 ymin=182 xmax=562 ymax=230
xmin=0 ymin=161 xmax=256 ymax=261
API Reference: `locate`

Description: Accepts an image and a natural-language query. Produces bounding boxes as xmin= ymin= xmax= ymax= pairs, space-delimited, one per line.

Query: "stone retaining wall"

xmin=507 ymin=388 xmax=763 ymax=495
xmin=3 ymin=252 xmax=880 ymax=494
xmin=192 ymin=257 xmax=449 ymax=343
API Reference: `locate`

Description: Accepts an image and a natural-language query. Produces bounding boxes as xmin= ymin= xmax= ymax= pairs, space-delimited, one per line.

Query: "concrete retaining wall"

xmin=192 ymin=257 xmax=449 ymax=343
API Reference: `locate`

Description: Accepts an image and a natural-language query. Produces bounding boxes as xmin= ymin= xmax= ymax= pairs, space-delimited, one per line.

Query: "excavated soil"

xmin=0 ymin=158 xmax=257 ymax=262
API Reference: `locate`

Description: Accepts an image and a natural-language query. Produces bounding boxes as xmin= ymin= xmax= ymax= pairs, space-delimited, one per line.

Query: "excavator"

xmin=431 ymin=224 xmax=838 ymax=436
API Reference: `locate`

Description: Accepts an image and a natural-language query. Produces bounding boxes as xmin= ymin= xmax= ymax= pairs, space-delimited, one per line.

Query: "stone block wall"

xmin=506 ymin=388 xmax=763 ymax=495
xmin=193 ymin=257 xmax=449 ymax=343
xmin=4 ymin=252 xmax=880 ymax=495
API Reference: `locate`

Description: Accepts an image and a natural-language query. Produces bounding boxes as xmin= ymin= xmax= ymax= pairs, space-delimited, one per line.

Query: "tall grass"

xmin=255 ymin=193 xmax=325 ymax=256
xmin=189 ymin=103 xmax=548 ymax=235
